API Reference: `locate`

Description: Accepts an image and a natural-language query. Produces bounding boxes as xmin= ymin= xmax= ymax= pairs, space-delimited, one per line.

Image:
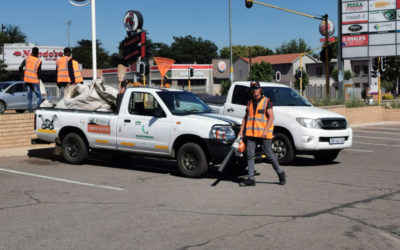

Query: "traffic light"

xmin=245 ymin=0 xmax=253 ymax=8
xmin=380 ymin=57 xmax=386 ymax=73
xmin=138 ymin=62 xmax=145 ymax=75
xmin=372 ymin=57 xmax=379 ymax=71
xmin=371 ymin=70 xmax=377 ymax=78
xmin=189 ymin=67 xmax=194 ymax=78
xmin=122 ymin=31 xmax=146 ymax=64
xmin=296 ymin=69 xmax=302 ymax=79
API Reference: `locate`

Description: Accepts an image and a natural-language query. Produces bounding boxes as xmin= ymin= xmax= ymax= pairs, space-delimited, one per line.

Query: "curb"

xmin=0 ymin=144 xmax=55 ymax=158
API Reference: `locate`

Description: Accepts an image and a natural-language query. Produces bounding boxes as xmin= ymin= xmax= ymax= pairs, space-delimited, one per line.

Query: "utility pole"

xmin=229 ymin=0 xmax=234 ymax=83
xmin=337 ymin=0 xmax=344 ymax=100
xmin=323 ymin=14 xmax=330 ymax=98
xmin=1 ymin=24 xmax=5 ymax=63
xmin=66 ymin=20 xmax=71 ymax=48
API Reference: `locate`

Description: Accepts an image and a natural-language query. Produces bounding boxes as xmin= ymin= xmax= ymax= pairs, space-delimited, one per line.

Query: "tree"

xmin=382 ymin=56 xmax=400 ymax=93
xmin=170 ymin=35 xmax=218 ymax=64
xmin=294 ymin=69 xmax=309 ymax=91
xmin=72 ymin=39 xmax=111 ymax=69
xmin=331 ymin=69 xmax=352 ymax=82
xmin=275 ymin=38 xmax=311 ymax=54
xmin=0 ymin=25 xmax=27 ymax=80
xmin=220 ymin=45 xmax=273 ymax=62
xmin=220 ymin=80 xmax=231 ymax=96
xmin=249 ymin=61 xmax=274 ymax=82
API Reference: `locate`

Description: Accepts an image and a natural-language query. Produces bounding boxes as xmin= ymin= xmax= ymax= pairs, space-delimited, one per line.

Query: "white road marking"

xmin=344 ymin=149 xmax=373 ymax=153
xmin=356 ymin=127 xmax=400 ymax=131
xmin=354 ymin=135 xmax=400 ymax=141
xmin=353 ymin=142 xmax=400 ymax=148
xmin=0 ymin=168 xmax=124 ymax=191
xmin=353 ymin=130 xmax=400 ymax=136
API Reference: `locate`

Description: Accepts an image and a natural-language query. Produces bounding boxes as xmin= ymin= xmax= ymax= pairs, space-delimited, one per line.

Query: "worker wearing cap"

xmin=56 ymin=47 xmax=74 ymax=99
xmin=238 ymin=80 xmax=286 ymax=186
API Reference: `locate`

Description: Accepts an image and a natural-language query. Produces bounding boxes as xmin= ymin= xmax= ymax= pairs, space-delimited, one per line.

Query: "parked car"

xmin=0 ymin=81 xmax=37 ymax=114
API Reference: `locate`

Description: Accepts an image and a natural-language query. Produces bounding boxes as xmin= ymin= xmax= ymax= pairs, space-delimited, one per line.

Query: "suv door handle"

xmin=124 ymin=119 xmax=131 ymax=123
xmin=227 ymin=108 xmax=234 ymax=112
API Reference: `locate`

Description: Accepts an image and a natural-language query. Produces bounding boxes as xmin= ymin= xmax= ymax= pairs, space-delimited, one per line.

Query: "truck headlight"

xmin=211 ymin=125 xmax=236 ymax=141
xmin=296 ymin=118 xmax=320 ymax=129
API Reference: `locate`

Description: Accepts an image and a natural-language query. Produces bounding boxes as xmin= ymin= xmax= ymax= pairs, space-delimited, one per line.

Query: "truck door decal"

xmin=88 ymin=118 xmax=111 ymax=134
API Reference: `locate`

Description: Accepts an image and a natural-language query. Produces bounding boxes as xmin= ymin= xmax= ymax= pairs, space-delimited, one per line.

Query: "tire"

xmin=313 ymin=150 xmax=340 ymax=163
xmin=15 ymin=109 xmax=25 ymax=113
xmin=61 ymin=133 xmax=88 ymax=164
xmin=0 ymin=101 xmax=5 ymax=114
xmin=176 ymin=142 xmax=208 ymax=178
xmin=272 ymin=133 xmax=294 ymax=165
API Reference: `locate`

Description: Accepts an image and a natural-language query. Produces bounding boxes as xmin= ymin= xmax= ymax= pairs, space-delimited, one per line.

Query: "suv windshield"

xmin=263 ymin=87 xmax=312 ymax=106
xmin=157 ymin=91 xmax=213 ymax=115
xmin=0 ymin=82 xmax=12 ymax=92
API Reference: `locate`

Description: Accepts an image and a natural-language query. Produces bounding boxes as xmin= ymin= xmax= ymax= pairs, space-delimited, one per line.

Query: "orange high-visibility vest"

xmin=245 ymin=97 xmax=274 ymax=139
xmin=72 ymin=60 xmax=83 ymax=83
xmin=56 ymin=56 xmax=71 ymax=83
xmin=23 ymin=56 xmax=42 ymax=84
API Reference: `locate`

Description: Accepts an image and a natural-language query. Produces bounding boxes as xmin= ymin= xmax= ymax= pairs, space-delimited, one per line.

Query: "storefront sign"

xmin=368 ymin=21 xmax=396 ymax=32
xmin=369 ymin=0 xmax=396 ymax=11
xmin=343 ymin=34 xmax=369 ymax=47
xmin=342 ymin=23 xmax=368 ymax=34
xmin=342 ymin=1 xmax=368 ymax=13
xmin=369 ymin=9 xmax=396 ymax=22
xmin=342 ymin=12 xmax=368 ymax=24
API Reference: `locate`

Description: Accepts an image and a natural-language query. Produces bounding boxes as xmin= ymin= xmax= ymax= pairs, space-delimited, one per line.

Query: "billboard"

xmin=341 ymin=0 xmax=400 ymax=58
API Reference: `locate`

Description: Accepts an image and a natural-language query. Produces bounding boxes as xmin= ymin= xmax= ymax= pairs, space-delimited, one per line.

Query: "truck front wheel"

xmin=177 ymin=142 xmax=208 ymax=178
xmin=62 ymin=133 xmax=88 ymax=164
xmin=272 ymin=133 xmax=294 ymax=165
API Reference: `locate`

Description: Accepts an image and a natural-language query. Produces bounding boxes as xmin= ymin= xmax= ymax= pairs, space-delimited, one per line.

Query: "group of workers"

xmin=19 ymin=47 xmax=286 ymax=187
xmin=19 ymin=47 xmax=83 ymax=112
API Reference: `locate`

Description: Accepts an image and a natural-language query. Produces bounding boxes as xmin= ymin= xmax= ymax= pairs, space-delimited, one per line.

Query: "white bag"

xmin=39 ymin=80 xmax=47 ymax=96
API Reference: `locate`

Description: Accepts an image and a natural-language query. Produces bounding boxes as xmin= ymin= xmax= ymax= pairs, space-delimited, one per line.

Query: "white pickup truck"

xmin=34 ymin=87 xmax=243 ymax=178
xmin=209 ymin=81 xmax=353 ymax=164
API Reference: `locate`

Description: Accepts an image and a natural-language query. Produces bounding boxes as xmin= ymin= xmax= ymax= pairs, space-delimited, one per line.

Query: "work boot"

xmin=278 ymin=171 xmax=286 ymax=185
xmin=239 ymin=178 xmax=256 ymax=187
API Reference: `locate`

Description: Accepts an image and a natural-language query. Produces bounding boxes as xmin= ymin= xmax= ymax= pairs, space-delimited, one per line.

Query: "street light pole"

xmin=91 ymin=0 xmax=97 ymax=80
xmin=229 ymin=0 xmax=234 ymax=83
xmin=66 ymin=20 xmax=71 ymax=48
xmin=1 ymin=24 xmax=5 ymax=63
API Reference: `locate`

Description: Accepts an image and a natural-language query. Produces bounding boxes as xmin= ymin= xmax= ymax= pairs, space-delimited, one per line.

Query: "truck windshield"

xmin=263 ymin=87 xmax=312 ymax=106
xmin=157 ymin=91 xmax=213 ymax=115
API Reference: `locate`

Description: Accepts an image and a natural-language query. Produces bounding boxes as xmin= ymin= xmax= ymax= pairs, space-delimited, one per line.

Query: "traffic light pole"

xmin=324 ymin=15 xmax=330 ymax=98
xmin=378 ymin=57 xmax=381 ymax=105
xmin=300 ymin=56 xmax=303 ymax=95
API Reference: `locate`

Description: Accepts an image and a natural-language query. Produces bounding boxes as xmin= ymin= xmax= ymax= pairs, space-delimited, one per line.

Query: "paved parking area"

xmin=0 ymin=124 xmax=399 ymax=249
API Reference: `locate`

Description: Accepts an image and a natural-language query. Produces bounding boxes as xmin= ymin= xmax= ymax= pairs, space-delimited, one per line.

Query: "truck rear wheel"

xmin=62 ymin=133 xmax=88 ymax=164
xmin=272 ymin=133 xmax=294 ymax=165
xmin=177 ymin=142 xmax=208 ymax=178
xmin=313 ymin=150 xmax=340 ymax=163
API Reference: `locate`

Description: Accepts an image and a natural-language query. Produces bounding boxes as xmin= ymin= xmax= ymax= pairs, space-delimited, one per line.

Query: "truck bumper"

xmin=204 ymin=139 xmax=233 ymax=163
xmin=293 ymin=127 xmax=353 ymax=151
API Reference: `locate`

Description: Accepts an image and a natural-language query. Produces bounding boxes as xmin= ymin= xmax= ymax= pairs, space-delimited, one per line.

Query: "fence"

xmin=303 ymin=85 xmax=362 ymax=101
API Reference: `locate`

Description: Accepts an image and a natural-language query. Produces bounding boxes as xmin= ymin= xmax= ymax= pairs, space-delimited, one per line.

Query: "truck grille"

xmin=319 ymin=118 xmax=347 ymax=130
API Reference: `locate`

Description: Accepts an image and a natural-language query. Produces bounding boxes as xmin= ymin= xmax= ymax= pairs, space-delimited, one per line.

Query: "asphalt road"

xmin=0 ymin=124 xmax=399 ymax=250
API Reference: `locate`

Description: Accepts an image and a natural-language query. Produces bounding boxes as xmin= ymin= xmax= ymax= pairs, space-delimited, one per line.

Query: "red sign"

xmin=88 ymin=124 xmax=111 ymax=134
xmin=320 ymin=37 xmax=336 ymax=43
xmin=398 ymin=0 xmax=400 ymax=8
xmin=342 ymin=34 xmax=368 ymax=47
xmin=12 ymin=49 xmax=64 ymax=61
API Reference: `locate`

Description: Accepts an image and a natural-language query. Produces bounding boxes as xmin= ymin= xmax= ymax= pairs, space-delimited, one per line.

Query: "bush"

xmin=311 ymin=97 xmax=344 ymax=106
xmin=382 ymin=93 xmax=393 ymax=100
xmin=345 ymin=99 xmax=366 ymax=108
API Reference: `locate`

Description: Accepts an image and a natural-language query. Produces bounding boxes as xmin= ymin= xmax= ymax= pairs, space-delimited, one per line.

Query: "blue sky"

xmin=1 ymin=0 xmax=338 ymax=55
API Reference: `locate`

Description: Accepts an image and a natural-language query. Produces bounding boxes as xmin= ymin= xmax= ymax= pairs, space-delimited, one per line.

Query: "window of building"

xmin=362 ymin=65 xmax=368 ymax=75
xmin=354 ymin=65 xmax=360 ymax=75
xmin=317 ymin=67 xmax=323 ymax=77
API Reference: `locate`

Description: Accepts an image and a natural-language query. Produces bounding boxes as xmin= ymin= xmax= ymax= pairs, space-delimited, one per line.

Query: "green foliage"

xmin=72 ymin=39 xmax=111 ymax=69
xmin=382 ymin=93 xmax=393 ymax=100
xmin=220 ymin=45 xmax=274 ymax=61
xmin=331 ymin=69 xmax=353 ymax=82
xmin=381 ymin=80 xmax=394 ymax=92
xmin=345 ymin=99 xmax=366 ymax=108
xmin=169 ymin=35 xmax=218 ymax=64
xmin=275 ymin=38 xmax=311 ymax=54
xmin=220 ymin=80 xmax=231 ymax=96
xmin=249 ymin=62 xmax=274 ymax=82
xmin=0 ymin=60 xmax=9 ymax=81
xmin=294 ymin=69 xmax=309 ymax=91
xmin=311 ymin=97 xmax=344 ymax=106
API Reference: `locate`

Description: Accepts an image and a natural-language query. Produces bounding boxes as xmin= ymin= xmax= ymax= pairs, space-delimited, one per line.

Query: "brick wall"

xmin=0 ymin=113 xmax=36 ymax=149
xmin=323 ymin=106 xmax=400 ymax=125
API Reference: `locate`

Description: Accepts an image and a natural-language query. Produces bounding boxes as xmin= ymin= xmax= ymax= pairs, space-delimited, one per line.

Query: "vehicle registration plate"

xmin=329 ymin=137 xmax=345 ymax=144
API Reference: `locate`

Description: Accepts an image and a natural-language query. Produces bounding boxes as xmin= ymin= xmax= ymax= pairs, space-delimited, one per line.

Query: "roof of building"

xmin=240 ymin=53 xmax=311 ymax=65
